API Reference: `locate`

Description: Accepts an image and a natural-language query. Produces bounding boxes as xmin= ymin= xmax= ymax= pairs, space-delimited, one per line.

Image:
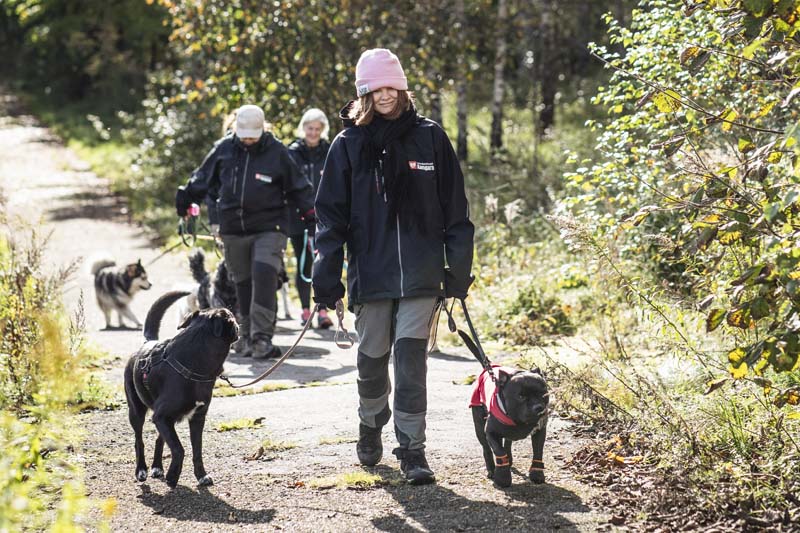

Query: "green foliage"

xmin=0 ymin=231 xmax=111 ymax=530
xmin=562 ymin=0 xmax=800 ymax=380
xmin=1 ymin=0 xmax=169 ymax=105
xmin=497 ymin=283 xmax=576 ymax=345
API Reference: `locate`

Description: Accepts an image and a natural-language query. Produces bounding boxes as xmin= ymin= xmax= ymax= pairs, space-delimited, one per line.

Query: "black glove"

xmin=313 ymin=282 xmax=344 ymax=309
xmin=444 ymin=269 xmax=474 ymax=299
xmin=175 ymin=187 xmax=191 ymax=217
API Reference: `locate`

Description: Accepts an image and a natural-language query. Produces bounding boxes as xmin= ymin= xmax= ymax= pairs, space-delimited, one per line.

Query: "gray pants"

xmin=354 ymin=297 xmax=438 ymax=451
xmin=221 ymin=231 xmax=285 ymax=341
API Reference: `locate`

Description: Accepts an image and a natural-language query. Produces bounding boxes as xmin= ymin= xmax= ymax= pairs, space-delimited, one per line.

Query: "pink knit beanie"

xmin=354 ymin=48 xmax=408 ymax=97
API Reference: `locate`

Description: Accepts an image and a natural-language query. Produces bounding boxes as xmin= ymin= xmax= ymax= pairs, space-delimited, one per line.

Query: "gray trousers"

xmin=354 ymin=297 xmax=438 ymax=451
xmin=220 ymin=231 xmax=285 ymax=341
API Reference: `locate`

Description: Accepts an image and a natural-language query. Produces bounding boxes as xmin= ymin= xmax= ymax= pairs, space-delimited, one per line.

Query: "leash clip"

xmin=334 ymin=299 xmax=355 ymax=349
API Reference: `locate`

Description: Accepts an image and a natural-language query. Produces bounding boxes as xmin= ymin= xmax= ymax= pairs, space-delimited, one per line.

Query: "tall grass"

xmin=0 ymin=229 xmax=113 ymax=530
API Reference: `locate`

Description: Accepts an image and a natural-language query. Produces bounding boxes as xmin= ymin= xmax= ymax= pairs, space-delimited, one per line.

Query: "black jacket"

xmin=312 ymin=107 xmax=474 ymax=307
xmin=286 ymin=138 xmax=330 ymax=236
xmin=175 ymin=132 xmax=314 ymax=236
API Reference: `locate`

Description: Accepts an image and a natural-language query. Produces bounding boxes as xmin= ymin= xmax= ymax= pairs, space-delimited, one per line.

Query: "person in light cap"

xmin=176 ymin=104 xmax=315 ymax=359
xmin=312 ymin=48 xmax=475 ymax=485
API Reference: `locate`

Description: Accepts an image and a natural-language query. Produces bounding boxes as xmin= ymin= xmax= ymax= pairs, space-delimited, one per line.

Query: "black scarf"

xmin=364 ymin=106 xmax=424 ymax=231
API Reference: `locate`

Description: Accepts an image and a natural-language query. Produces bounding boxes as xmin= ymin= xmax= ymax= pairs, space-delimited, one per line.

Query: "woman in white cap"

xmin=312 ymin=49 xmax=475 ymax=485
xmin=176 ymin=104 xmax=315 ymax=359
xmin=286 ymin=108 xmax=333 ymax=329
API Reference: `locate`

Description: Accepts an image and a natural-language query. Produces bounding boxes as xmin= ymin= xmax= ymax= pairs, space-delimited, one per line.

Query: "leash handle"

xmin=299 ymin=229 xmax=313 ymax=283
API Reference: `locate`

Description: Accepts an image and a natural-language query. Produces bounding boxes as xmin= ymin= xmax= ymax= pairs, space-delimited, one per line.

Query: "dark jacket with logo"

xmin=312 ymin=107 xmax=474 ymax=307
xmin=286 ymin=138 xmax=330 ymax=236
xmin=175 ymin=132 xmax=314 ymax=236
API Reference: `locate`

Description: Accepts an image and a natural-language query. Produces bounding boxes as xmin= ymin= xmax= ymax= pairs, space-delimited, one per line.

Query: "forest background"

xmin=1 ymin=0 xmax=800 ymax=529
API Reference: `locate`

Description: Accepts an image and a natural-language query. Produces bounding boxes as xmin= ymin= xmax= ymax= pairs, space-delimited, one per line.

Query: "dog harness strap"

xmin=165 ymin=356 xmax=219 ymax=382
xmin=494 ymin=454 xmax=511 ymax=467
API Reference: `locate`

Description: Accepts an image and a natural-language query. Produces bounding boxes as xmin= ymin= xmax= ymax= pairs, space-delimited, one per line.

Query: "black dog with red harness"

xmin=470 ymin=365 xmax=549 ymax=488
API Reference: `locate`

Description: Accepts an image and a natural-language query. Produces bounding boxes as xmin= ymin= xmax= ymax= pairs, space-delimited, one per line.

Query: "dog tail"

xmin=143 ymin=290 xmax=191 ymax=341
xmin=88 ymin=257 xmax=116 ymax=276
xmin=188 ymin=249 xmax=209 ymax=284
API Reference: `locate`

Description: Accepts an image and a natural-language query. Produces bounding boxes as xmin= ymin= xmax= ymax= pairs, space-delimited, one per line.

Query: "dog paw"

xmin=529 ymin=470 xmax=545 ymax=484
xmin=136 ymin=469 xmax=147 ymax=482
xmin=150 ymin=467 xmax=164 ymax=479
xmin=493 ymin=466 xmax=512 ymax=489
xmin=197 ymin=475 xmax=214 ymax=487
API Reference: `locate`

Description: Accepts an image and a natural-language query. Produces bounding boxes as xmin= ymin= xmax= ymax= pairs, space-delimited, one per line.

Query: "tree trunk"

xmin=537 ymin=0 xmax=556 ymax=136
xmin=455 ymin=0 xmax=468 ymax=162
xmin=490 ymin=0 xmax=508 ymax=152
xmin=429 ymin=90 xmax=443 ymax=126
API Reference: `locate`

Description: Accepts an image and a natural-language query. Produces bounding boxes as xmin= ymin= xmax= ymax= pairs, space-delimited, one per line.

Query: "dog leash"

xmin=298 ymin=228 xmax=314 ymax=283
xmin=218 ymin=300 xmax=355 ymax=389
xmin=440 ymin=298 xmax=496 ymax=382
xmin=146 ymin=211 xmax=220 ymax=267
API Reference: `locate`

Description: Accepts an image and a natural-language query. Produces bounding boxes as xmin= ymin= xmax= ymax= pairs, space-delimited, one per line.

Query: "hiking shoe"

xmin=317 ymin=309 xmax=333 ymax=329
xmin=356 ymin=424 xmax=383 ymax=466
xmin=394 ymin=448 xmax=435 ymax=485
xmin=252 ymin=338 xmax=281 ymax=359
xmin=300 ymin=308 xmax=311 ymax=327
xmin=231 ymin=336 xmax=251 ymax=357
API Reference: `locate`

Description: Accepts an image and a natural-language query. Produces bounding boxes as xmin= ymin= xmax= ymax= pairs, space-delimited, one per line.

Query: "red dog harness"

xmin=469 ymin=365 xmax=517 ymax=427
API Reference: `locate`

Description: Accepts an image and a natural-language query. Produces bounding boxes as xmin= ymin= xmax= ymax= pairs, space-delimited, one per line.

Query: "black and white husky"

xmin=91 ymin=258 xmax=153 ymax=330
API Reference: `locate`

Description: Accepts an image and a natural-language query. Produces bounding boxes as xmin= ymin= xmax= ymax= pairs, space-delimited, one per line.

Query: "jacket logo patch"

xmin=408 ymin=161 xmax=434 ymax=171
xmin=255 ymin=173 xmax=273 ymax=183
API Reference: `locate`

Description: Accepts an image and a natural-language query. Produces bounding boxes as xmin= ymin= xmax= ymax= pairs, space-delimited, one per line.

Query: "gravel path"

xmin=0 ymin=91 xmax=612 ymax=532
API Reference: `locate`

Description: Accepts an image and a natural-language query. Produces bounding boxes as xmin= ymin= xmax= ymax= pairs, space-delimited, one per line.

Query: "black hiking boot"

xmin=252 ymin=338 xmax=281 ymax=359
xmin=231 ymin=336 xmax=251 ymax=357
xmin=356 ymin=424 xmax=383 ymax=466
xmin=393 ymin=448 xmax=436 ymax=485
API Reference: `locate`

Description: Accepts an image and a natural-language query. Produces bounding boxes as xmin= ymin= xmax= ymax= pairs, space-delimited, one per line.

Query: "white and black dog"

xmin=90 ymin=257 xmax=152 ymax=330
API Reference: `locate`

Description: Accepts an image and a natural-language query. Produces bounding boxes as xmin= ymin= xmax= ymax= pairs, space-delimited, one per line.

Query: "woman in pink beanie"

xmin=312 ymin=48 xmax=475 ymax=485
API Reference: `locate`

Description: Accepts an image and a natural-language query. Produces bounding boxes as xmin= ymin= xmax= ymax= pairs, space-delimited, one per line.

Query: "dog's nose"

xmin=532 ymin=405 xmax=545 ymax=416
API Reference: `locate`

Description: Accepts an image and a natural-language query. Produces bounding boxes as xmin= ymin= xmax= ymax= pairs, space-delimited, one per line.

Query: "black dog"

xmin=470 ymin=365 xmax=549 ymax=488
xmin=124 ymin=290 xmax=238 ymax=488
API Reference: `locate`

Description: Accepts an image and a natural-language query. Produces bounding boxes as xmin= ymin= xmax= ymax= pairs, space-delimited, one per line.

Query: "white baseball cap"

xmin=235 ymin=104 xmax=265 ymax=139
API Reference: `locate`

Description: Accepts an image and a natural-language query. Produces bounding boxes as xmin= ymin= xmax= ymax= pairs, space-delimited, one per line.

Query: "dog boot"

xmin=252 ymin=337 xmax=281 ymax=359
xmin=300 ymin=308 xmax=311 ymax=327
xmin=393 ymin=447 xmax=435 ymax=485
xmin=356 ymin=423 xmax=383 ymax=466
xmin=317 ymin=308 xmax=333 ymax=329
xmin=231 ymin=336 xmax=251 ymax=357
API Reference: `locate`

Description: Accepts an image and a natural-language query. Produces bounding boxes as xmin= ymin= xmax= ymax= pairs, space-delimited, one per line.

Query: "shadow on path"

xmin=137 ymin=484 xmax=275 ymax=525
xmin=370 ymin=465 xmax=591 ymax=532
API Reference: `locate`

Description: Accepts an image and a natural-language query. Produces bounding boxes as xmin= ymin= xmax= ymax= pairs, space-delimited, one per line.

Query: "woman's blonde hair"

xmin=296 ymin=108 xmax=330 ymax=140
xmin=349 ymin=90 xmax=414 ymax=126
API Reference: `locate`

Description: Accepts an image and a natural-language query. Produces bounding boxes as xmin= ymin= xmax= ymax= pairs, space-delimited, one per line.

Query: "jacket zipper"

xmin=240 ymin=153 xmax=250 ymax=232
xmin=396 ymin=214 xmax=404 ymax=297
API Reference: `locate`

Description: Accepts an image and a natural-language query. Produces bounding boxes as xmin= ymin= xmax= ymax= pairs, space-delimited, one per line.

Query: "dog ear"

xmin=213 ymin=317 xmax=225 ymax=338
xmin=178 ymin=310 xmax=199 ymax=329
xmin=496 ymin=368 xmax=512 ymax=388
xmin=137 ymin=259 xmax=143 ymax=266
xmin=530 ymin=366 xmax=542 ymax=375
